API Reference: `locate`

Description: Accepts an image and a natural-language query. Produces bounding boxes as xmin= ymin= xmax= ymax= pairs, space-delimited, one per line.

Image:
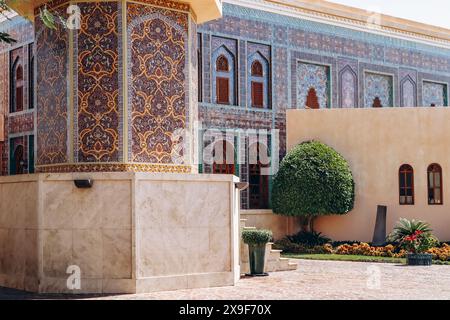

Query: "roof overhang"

xmin=6 ymin=0 xmax=222 ymax=24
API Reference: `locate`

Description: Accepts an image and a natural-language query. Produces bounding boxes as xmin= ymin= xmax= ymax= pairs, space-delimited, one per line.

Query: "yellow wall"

xmin=287 ymin=108 xmax=450 ymax=242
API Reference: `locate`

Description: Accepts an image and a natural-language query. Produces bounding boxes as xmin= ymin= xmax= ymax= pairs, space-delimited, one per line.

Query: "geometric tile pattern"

xmin=76 ymin=2 xmax=120 ymax=162
xmin=127 ymin=3 xmax=188 ymax=164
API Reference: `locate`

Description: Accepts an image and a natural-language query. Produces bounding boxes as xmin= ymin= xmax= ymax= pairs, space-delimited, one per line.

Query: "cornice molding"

xmin=224 ymin=0 xmax=450 ymax=50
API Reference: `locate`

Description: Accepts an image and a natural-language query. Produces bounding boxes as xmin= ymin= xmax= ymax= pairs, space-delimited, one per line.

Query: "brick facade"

xmin=0 ymin=16 xmax=34 ymax=175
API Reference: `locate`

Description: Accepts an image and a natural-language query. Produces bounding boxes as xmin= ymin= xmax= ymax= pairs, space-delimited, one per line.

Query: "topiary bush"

xmin=271 ymin=140 xmax=355 ymax=231
xmin=242 ymin=229 xmax=273 ymax=245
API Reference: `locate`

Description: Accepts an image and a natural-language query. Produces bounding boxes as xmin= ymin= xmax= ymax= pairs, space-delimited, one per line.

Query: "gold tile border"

xmin=35 ymin=162 xmax=192 ymax=173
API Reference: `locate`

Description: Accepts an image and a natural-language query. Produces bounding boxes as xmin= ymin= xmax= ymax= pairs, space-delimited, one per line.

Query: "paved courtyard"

xmin=1 ymin=259 xmax=450 ymax=300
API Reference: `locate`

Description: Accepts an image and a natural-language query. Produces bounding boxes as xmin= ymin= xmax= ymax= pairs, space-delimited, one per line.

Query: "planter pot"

xmin=406 ymin=253 xmax=432 ymax=266
xmin=247 ymin=243 xmax=268 ymax=276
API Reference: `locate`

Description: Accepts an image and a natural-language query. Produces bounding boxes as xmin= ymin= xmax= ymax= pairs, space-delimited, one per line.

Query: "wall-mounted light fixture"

xmin=235 ymin=182 xmax=249 ymax=191
xmin=74 ymin=179 xmax=94 ymax=189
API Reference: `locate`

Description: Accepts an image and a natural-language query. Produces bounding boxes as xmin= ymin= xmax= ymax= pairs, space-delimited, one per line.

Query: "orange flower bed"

xmin=426 ymin=243 xmax=450 ymax=261
xmin=334 ymin=243 xmax=406 ymax=258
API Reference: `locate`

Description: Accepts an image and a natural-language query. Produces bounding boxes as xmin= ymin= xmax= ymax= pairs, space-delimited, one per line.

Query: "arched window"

xmin=399 ymin=164 xmax=414 ymax=205
xmin=251 ymin=60 xmax=264 ymax=108
xmin=12 ymin=64 xmax=24 ymax=113
xmin=306 ymin=88 xmax=320 ymax=109
xmin=216 ymin=55 xmax=230 ymax=105
xmin=428 ymin=164 xmax=443 ymax=205
xmin=372 ymin=97 xmax=382 ymax=108
xmin=212 ymin=140 xmax=235 ymax=175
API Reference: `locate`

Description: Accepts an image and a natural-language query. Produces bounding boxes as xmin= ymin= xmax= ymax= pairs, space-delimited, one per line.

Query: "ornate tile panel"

xmin=297 ymin=62 xmax=330 ymax=109
xmin=423 ymin=82 xmax=448 ymax=107
xmin=364 ymin=72 xmax=393 ymax=108
xmin=35 ymin=6 xmax=69 ymax=165
xmin=76 ymin=2 xmax=120 ymax=162
xmin=127 ymin=3 xmax=189 ymax=164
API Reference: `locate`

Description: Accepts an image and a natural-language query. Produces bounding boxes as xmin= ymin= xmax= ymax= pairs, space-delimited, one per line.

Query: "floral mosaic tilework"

xmin=127 ymin=3 xmax=189 ymax=164
xmin=364 ymin=72 xmax=394 ymax=108
xmin=423 ymin=82 xmax=448 ymax=107
xmin=297 ymin=62 xmax=330 ymax=109
xmin=290 ymin=52 xmax=336 ymax=109
xmin=35 ymin=5 xmax=69 ymax=166
xmin=76 ymin=2 xmax=120 ymax=162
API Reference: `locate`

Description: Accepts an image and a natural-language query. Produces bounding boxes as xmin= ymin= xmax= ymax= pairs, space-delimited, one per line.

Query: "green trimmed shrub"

xmin=242 ymin=229 xmax=273 ymax=245
xmin=271 ymin=140 xmax=355 ymax=231
xmin=287 ymin=231 xmax=331 ymax=247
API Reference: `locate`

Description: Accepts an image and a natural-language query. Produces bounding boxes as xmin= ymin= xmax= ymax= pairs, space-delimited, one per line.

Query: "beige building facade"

xmin=287 ymin=108 xmax=450 ymax=242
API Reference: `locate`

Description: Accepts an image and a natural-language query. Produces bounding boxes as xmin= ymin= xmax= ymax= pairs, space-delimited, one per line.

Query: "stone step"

xmin=267 ymin=249 xmax=282 ymax=261
xmin=240 ymin=224 xmax=296 ymax=274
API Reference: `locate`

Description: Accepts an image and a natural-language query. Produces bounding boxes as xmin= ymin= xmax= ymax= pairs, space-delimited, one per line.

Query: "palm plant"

xmin=387 ymin=218 xmax=438 ymax=253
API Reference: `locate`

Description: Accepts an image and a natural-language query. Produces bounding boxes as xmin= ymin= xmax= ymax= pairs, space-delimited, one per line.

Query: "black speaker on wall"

xmin=74 ymin=179 xmax=94 ymax=189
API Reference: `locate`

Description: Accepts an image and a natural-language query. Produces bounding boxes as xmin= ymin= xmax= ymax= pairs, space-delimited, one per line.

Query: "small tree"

xmin=271 ymin=141 xmax=355 ymax=232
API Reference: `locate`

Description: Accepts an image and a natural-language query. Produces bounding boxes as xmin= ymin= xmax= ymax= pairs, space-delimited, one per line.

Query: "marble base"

xmin=0 ymin=172 xmax=240 ymax=294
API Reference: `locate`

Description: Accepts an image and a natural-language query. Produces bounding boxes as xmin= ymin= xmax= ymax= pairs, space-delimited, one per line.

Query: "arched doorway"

xmin=12 ymin=145 xmax=25 ymax=175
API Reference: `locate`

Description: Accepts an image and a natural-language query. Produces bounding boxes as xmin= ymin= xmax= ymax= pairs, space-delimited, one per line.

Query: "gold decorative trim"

xmin=128 ymin=0 xmax=190 ymax=12
xmin=35 ymin=162 xmax=192 ymax=173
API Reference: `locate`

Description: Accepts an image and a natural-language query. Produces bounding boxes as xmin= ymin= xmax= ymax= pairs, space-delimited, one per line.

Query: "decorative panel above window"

xmin=364 ymin=72 xmax=393 ymax=108
xmin=423 ymin=81 xmax=448 ymax=107
xmin=297 ymin=62 xmax=330 ymax=109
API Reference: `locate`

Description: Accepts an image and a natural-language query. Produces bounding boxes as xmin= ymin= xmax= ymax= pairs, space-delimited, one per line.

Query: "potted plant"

xmin=242 ymin=229 xmax=273 ymax=276
xmin=387 ymin=218 xmax=438 ymax=266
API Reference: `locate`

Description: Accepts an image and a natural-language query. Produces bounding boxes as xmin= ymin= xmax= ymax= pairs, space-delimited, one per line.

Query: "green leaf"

xmin=40 ymin=7 xmax=57 ymax=30
xmin=0 ymin=32 xmax=16 ymax=44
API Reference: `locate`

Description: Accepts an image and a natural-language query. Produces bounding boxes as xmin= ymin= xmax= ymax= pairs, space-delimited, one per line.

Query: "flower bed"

xmin=275 ymin=239 xmax=450 ymax=261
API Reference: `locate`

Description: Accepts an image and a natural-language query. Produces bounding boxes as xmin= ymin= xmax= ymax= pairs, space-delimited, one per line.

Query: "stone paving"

xmin=1 ymin=259 xmax=450 ymax=300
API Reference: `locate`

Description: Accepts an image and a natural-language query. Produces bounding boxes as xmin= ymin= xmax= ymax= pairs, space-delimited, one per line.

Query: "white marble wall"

xmin=134 ymin=173 xmax=240 ymax=293
xmin=0 ymin=172 xmax=240 ymax=294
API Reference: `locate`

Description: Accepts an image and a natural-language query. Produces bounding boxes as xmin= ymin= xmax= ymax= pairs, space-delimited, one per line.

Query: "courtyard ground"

xmin=1 ymin=259 xmax=450 ymax=300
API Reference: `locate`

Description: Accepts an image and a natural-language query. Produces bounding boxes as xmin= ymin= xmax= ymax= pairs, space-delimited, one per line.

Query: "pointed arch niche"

xmin=400 ymin=75 xmax=417 ymax=107
xmin=339 ymin=65 xmax=358 ymax=108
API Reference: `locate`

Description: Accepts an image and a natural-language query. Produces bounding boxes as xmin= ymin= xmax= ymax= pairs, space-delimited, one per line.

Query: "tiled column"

xmin=33 ymin=0 xmax=221 ymax=173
